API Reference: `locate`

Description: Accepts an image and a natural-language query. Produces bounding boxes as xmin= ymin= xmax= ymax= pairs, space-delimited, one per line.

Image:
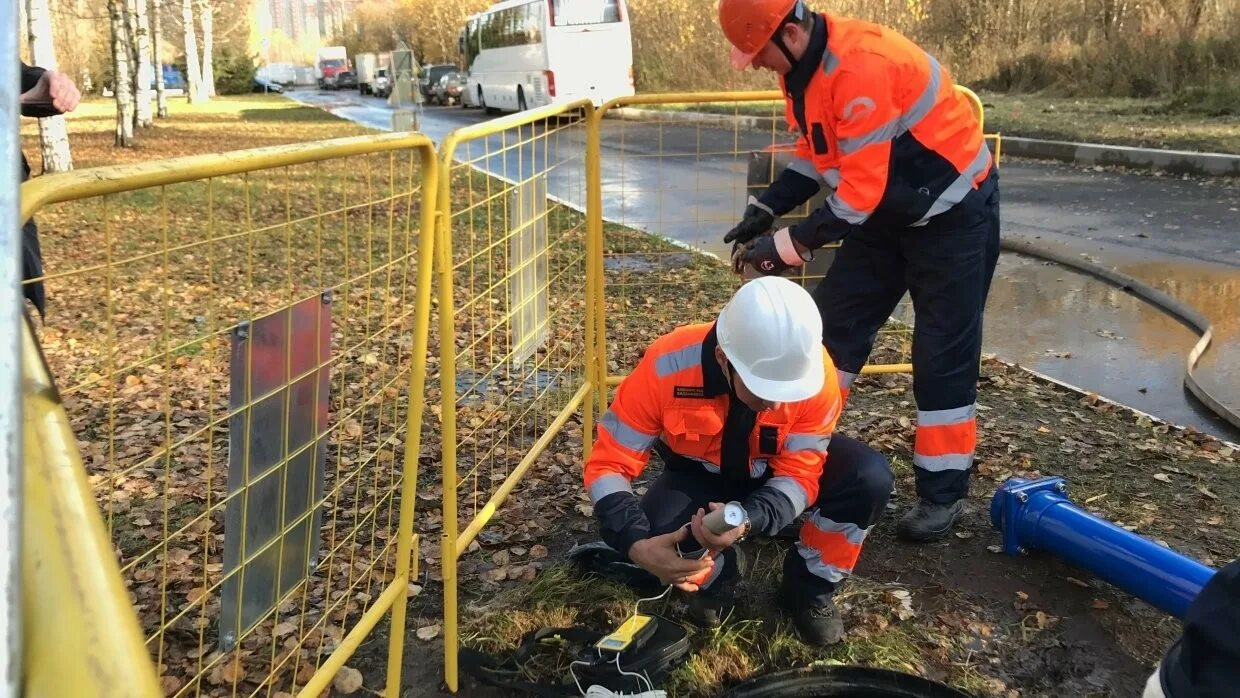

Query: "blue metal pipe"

xmin=990 ymin=477 xmax=1216 ymax=619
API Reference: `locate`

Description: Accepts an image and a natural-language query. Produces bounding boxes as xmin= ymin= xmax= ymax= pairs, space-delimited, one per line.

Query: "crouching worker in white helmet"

xmin=582 ymin=276 xmax=894 ymax=645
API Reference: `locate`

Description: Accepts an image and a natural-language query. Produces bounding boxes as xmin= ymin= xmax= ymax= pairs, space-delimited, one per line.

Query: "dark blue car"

xmin=161 ymin=64 xmax=185 ymax=90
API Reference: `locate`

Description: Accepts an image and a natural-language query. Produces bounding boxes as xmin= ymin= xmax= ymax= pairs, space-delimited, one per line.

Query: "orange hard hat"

xmin=718 ymin=0 xmax=802 ymax=69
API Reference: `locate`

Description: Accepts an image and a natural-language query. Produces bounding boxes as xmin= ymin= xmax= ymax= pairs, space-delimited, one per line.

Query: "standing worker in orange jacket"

xmin=584 ymin=277 xmax=893 ymax=645
xmin=720 ymin=0 xmax=1000 ymax=541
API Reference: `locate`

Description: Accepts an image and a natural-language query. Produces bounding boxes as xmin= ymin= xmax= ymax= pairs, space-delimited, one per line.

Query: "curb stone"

xmin=1001 ymin=137 xmax=1240 ymax=177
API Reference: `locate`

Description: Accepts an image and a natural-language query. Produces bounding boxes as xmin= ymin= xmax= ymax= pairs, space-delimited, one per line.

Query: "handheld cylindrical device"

xmin=703 ymin=501 xmax=747 ymax=535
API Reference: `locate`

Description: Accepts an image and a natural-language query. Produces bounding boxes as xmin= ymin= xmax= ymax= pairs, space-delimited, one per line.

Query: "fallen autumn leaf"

xmin=332 ymin=666 xmax=364 ymax=694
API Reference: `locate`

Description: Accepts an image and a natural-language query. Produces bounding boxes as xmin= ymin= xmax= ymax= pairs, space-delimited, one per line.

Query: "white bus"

xmin=458 ymin=0 xmax=635 ymax=113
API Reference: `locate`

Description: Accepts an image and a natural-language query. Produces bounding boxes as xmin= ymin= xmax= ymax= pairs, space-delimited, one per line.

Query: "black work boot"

xmin=686 ymin=587 xmax=735 ymax=628
xmin=787 ymin=597 xmax=845 ymax=646
xmin=896 ymin=499 xmax=965 ymax=542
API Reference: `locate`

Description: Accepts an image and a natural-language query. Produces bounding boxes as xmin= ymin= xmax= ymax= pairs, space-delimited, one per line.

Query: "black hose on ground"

xmin=1000 ymin=232 xmax=1240 ymax=433
xmin=719 ymin=666 xmax=972 ymax=697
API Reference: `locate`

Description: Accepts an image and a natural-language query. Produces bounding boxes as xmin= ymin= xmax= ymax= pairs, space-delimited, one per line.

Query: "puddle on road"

xmin=978 ymin=254 xmax=1240 ymax=441
xmin=1117 ymin=258 xmax=1239 ymax=390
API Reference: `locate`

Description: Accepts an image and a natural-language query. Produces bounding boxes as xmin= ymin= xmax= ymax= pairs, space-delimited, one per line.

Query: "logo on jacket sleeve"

xmin=674 ymin=386 xmax=707 ymax=399
xmin=841 ymin=96 xmax=877 ymax=121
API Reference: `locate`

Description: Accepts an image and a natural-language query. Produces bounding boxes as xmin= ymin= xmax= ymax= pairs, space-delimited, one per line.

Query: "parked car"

xmin=334 ymin=71 xmax=359 ymax=90
xmin=431 ymin=71 xmax=465 ymax=105
xmin=460 ymin=75 xmax=482 ymax=109
xmin=253 ymin=76 xmax=285 ymax=94
xmin=373 ymin=68 xmax=391 ymax=98
xmin=417 ymin=64 xmax=457 ymax=101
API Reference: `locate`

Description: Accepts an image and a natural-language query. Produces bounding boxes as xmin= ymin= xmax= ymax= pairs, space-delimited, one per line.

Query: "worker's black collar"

xmin=701 ymin=324 xmax=730 ymax=397
xmin=783 ymin=13 xmax=827 ymax=96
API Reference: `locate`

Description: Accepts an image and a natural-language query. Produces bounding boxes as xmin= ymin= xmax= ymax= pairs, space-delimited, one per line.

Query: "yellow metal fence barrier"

xmin=435 ymin=88 xmax=999 ymax=692
xmin=434 ymin=99 xmax=597 ymax=692
xmin=20 ymin=133 xmax=438 ymax=697
xmin=21 ymin=88 xmax=1000 ymax=696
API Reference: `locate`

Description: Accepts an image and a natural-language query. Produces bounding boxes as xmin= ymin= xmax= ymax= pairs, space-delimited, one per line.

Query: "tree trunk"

xmin=181 ymin=0 xmax=204 ymax=102
xmin=126 ymin=0 xmax=140 ymax=116
xmin=152 ymin=0 xmax=168 ymax=117
xmin=197 ymin=0 xmax=214 ymax=98
xmin=132 ymin=0 xmax=153 ymax=126
xmin=26 ymin=0 xmax=74 ymax=171
xmin=110 ymin=0 xmax=136 ymax=146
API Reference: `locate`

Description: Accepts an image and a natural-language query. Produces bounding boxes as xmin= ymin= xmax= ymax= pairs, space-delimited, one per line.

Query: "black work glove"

xmin=731 ymin=228 xmax=808 ymax=277
xmin=723 ymin=196 xmax=775 ymax=247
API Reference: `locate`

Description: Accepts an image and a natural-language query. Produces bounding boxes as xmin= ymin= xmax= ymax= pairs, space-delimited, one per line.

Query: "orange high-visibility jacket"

xmin=764 ymin=14 xmax=993 ymax=246
xmin=584 ymin=322 xmax=842 ymax=555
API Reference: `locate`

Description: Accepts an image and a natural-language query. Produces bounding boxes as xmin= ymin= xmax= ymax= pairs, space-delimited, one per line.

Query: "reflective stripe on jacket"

xmin=766 ymin=14 xmax=992 ymax=247
xmin=584 ymin=322 xmax=842 ymax=554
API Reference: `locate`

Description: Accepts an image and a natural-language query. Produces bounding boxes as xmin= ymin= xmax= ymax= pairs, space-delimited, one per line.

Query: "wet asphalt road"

xmin=288 ymin=89 xmax=1240 ymax=440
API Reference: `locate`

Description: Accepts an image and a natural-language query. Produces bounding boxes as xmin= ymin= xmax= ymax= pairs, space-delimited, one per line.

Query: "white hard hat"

xmin=716 ymin=276 xmax=825 ymax=403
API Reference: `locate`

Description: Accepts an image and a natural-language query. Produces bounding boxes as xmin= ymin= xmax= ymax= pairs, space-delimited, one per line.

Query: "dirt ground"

xmin=349 ymin=358 xmax=1238 ymax=698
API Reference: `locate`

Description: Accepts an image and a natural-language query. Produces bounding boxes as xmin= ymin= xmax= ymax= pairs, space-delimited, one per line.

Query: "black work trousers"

xmin=815 ymin=170 xmax=1000 ymax=503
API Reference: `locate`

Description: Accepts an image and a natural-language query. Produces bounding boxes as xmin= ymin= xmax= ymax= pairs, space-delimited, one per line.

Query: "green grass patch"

xmin=980 ymin=91 xmax=1240 ymax=154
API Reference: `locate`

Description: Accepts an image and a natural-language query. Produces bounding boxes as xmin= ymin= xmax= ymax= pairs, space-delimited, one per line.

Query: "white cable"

xmin=614 ymin=650 xmax=654 ymax=693
xmin=570 ymin=658 xmax=594 ymax=697
xmin=633 ymin=582 xmax=672 ymax=618
xmin=584 ymin=687 xmax=668 ymax=698
xmin=573 ymin=654 xmax=666 ymax=698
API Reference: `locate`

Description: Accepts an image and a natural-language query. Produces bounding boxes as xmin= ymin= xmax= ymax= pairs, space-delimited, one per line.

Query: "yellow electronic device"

xmin=595 ymin=613 xmax=657 ymax=653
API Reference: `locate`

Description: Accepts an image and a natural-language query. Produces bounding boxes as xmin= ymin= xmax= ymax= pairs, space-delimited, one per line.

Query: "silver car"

xmin=431 ymin=71 xmax=466 ymax=106
xmin=373 ymin=68 xmax=391 ymax=98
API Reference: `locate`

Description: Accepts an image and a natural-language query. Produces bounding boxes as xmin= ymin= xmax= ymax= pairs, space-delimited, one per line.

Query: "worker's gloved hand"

xmin=723 ymin=196 xmax=775 ymax=247
xmin=733 ymin=228 xmax=810 ymax=276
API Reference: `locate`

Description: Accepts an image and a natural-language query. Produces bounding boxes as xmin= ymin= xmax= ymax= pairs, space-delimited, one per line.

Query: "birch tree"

xmin=133 ymin=0 xmax=153 ymax=126
xmin=197 ymin=0 xmax=215 ymax=98
xmin=182 ymin=0 xmax=204 ymax=102
xmin=25 ymin=0 xmax=74 ymax=171
xmin=110 ymin=0 xmax=135 ymax=146
xmin=152 ymin=0 xmax=168 ymax=117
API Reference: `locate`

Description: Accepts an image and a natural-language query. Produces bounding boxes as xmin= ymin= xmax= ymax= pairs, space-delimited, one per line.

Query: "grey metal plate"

xmin=509 ymin=174 xmax=549 ymax=368
xmin=220 ymin=294 xmax=331 ymax=650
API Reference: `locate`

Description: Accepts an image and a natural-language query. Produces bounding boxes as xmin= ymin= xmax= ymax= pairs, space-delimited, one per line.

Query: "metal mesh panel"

xmin=20 ymin=135 xmax=437 ymax=697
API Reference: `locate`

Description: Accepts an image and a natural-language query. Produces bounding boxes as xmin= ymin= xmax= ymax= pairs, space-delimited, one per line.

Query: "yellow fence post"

xmin=384 ymin=144 xmax=440 ymax=697
xmin=435 ymin=133 xmax=462 ymax=692
xmin=584 ymin=106 xmax=605 ymax=458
